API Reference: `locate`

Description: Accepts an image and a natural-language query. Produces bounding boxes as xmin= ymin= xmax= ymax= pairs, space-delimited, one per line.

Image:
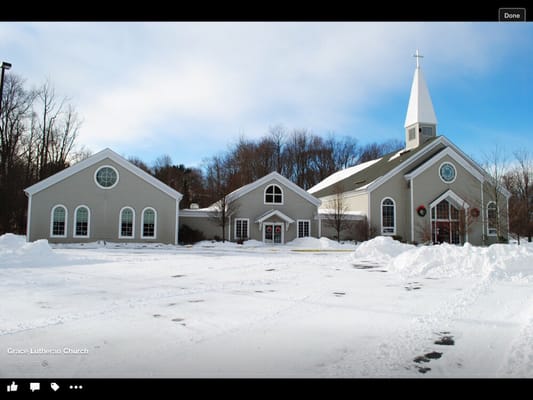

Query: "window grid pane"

xmin=236 ymin=219 xmax=248 ymax=239
xmin=487 ymin=203 xmax=497 ymax=235
xmin=298 ymin=221 xmax=310 ymax=238
xmin=265 ymin=185 xmax=282 ymax=204
xmin=121 ymin=209 xmax=133 ymax=237
xmin=382 ymin=199 xmax=394 ymax=233
xmin=53 ymin=207 xmax=66 ymax=236
xmin=75 ymin=207 xmax=89 ymax=237
xmin=143 ymin=210 xmax=155 ymax=238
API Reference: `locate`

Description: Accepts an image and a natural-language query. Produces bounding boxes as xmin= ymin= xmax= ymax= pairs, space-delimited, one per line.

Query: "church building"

xmin=24 ymin=51 xmax=510 ymax=246
xmin=308 ymin=51 xmax=510 ymax=245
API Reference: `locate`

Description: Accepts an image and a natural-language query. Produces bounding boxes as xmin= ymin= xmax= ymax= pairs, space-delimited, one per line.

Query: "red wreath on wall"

xmin=470 ymin=208 xmax=480 ymax=218
xmin=416 ymin=205 xmax=427 ymax=217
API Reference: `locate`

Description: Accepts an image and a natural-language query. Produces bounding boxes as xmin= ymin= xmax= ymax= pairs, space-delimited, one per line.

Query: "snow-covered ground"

xmin=0 ymin=234 xmax=532 ymax=378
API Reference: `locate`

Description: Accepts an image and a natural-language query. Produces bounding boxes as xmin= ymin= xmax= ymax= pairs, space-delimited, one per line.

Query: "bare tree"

xmin=483 ymin=146 xmax=510 ymax=243
xmin=208 ymin=195 xmax=239 ymax=242
xmin=503 ymin=150 xmax=532 ymax=243
xmin=322 ymin=184 xmax=352 ymax=242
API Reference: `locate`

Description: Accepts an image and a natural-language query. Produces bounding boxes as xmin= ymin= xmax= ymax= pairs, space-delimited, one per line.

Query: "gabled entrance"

xmin=430 ymin=190 xmax=469 ymax=244
xmin=255 ymin=209 xmax=295 ymax=245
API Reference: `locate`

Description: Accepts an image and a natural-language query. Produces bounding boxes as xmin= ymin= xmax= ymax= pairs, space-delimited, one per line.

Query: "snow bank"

xmin=352 ymin=236 xmax=414 ymax=265
xmin=352 ymin=236 xmax=533 ymax=281
xmin=0 ymin=234 xmax=65 ymax=268
xmin=287 ymin=237 xmax=355 ymax=250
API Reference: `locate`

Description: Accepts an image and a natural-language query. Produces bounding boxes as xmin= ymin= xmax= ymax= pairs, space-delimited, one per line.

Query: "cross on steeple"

xmin=414 ymin=49 xmax=423 ymax=69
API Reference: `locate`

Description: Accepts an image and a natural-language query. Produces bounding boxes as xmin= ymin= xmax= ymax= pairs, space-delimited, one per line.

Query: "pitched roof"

xmin=255 ymin=209 xmax=295 ymax=224
xmin=24 ymin=148 xmax=183 ymax=201
xmin=308 ymin=158 xmax=382 ymax=195
xmin=224 ymin=171 xmax=321 ymax=207
xmin=404 ymin=66 xmax=437 ymax=127
xmin=309 ymin=136 xmax=442 ymax=198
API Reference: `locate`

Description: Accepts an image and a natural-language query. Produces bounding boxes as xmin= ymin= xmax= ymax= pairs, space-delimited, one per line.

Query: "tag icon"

xmin=51 ymin=382 xmax=60 ymax=392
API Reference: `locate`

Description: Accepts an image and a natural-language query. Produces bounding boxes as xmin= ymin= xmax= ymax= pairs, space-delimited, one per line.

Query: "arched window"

xmin=141 ymin=207 xmax=157 ymax=239
xmin=51 ymin=205 xmax=67 ymax=237
xmin=487 ymin=201 xmax=498 ymax=236
xmin=74 ymin=206 xmax=90 ymax=237
xmin=381 ymin=198 xmax=396 ymax=235
xmin=265 ymin=184 xmax=283 ymax=204
xmin=119 ymin=207 xmax=135 ymax=238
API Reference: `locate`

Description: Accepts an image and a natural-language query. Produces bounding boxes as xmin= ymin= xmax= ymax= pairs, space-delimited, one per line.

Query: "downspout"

xmin=410 ymin=178 xmax=414 ymax=243
xmin=26 ymin=192 xmax=32 ymax=242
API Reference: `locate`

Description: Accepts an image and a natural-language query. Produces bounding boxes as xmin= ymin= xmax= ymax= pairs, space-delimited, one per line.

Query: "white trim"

xmin=429 ymin=189 xmax=469 ymax=210
xmin=367 ymin=192 xmax=371 ymax=231
xmin=404 ymin=146 xmax=482 ymax=182
xmin=141 ymin=207 xmax=157 ymax=239
xmin=73 ymin=205 xmax=91 ymax=238
xmin=234 ymin=218 xmax=250 ymax=240
xmin=119 ymin=206 xmax=136 ymax=239
xmin=263 ymin=184 xmax=284 ymax=205
xmin=226 ymin=171 xmax=321 ymax=207
xmin=486 ymin=201 xmax=498 ymax=236
xmin=318 ymin=214 xmax=322 ymax=237
xmin=380 ymin=197 xmax=396 ymax=236
xmin=50 ymin=204 xmax=68 ymax=238
xmin=262 ymin=222 xmax=284 ymax=244
xmin=94 ymin=165 xmax=120 ymax=189
xmin=24 ymin=148 xmax=183 ymax=201
xmin=438 ymin=161 xmax=457 ymax=184
xmin=175 ymin=200 xmax=179 ymax=245
xmin=26 ymin=194 xmax=32 ymax=242
xmin=297 ymin=219 xmax=311 ymax=238
xmin=255 ymin=210 xmax=295 ymax=229
xmin=180 ymin=209 xmax=213 ymax=218
xmin=410 ymin=179 xmax=414 ymax=242
xmin=481 ymin=181 xmax=485 ymax=241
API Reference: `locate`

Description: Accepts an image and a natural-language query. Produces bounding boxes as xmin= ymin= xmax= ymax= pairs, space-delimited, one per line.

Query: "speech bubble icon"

xmin=51 ymin=382 xmax=60 ymax=391
xmin=30 ymin=382 xmax=40 ymax=392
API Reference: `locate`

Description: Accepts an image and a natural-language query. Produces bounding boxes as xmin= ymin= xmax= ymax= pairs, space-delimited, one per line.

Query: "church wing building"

xmin=24 ymin=148 xmax=183 ymax=244
xmin=180 ymin=172 xmax=321 ymax=244
xmin=309 ymin=53 xmax=510 ymax=245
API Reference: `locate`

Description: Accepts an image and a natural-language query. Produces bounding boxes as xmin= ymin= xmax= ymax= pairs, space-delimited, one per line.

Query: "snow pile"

xmin=352 ymin=236 xmax=414 ymax=265
xmin=286 ymin=237 xmax=355 ymax=250
xmin=352 ymin=236 xmax=533 ymax=281
xmin=0 ymin=234 xmax=65 ymax=268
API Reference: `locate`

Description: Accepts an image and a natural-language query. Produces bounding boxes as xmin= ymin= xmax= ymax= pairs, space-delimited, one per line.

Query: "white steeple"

xmin=404 ymin=50 xmax=437 ymax=150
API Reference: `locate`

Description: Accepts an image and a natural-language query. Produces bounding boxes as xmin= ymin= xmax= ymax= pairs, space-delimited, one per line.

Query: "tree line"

xmin=0 ymin=73 xmax=88 ymax=234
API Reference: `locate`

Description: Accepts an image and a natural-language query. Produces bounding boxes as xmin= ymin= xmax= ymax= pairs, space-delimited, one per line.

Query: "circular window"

xmin=95 ymin=166 xmax=119 ymax=189
xmin=439 ymin=162 xmax=456 ymax=183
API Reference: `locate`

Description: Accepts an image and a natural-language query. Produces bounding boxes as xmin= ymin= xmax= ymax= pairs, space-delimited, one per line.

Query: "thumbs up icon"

xmin=6 ymin=381 xmax=18 ymax=392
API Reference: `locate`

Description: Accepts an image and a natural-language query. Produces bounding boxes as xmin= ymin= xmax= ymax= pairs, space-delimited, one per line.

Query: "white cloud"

xmin=0 ymin=22 xmax=528 ymax=163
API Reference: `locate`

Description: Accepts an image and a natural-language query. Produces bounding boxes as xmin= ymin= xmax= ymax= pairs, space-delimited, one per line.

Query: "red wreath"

xmin=266 ymin=226 xmax=272 ymax=233
xmin=275 ymin=226 xmax=281 ymax=233
xmin=470 ymin=208 xmax=480 ymax=218
xmin=416 ymin=205 xmax=427 ymax=217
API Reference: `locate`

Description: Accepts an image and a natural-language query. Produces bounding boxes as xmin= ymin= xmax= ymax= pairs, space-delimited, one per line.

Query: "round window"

xmin=439 ymin=162 xmax=456 ymax=183
xmin=95 ymin=166 xmax=119 ymax=188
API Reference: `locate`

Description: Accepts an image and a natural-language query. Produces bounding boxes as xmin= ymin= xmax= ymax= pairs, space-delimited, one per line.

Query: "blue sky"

xmin=1 ymin=22 xmax=532 ymax=169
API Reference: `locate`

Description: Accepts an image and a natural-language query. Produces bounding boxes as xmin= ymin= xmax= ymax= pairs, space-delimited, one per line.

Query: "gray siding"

xmin=369 ymin=151 xmax=508 ymax=245
xmin=28 ymin=158 xmax=178 ymax=244
xmin=181 ymin=178 xmax=320 ymax=243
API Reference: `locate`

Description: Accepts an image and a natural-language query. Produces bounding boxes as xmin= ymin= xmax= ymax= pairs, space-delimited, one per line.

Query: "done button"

xmin=499 ymin=8 xmax=526 ymax=21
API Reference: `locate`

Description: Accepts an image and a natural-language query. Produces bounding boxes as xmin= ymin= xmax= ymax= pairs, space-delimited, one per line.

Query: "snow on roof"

xmin=308 ymin=158 xmax=382 ymax=194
